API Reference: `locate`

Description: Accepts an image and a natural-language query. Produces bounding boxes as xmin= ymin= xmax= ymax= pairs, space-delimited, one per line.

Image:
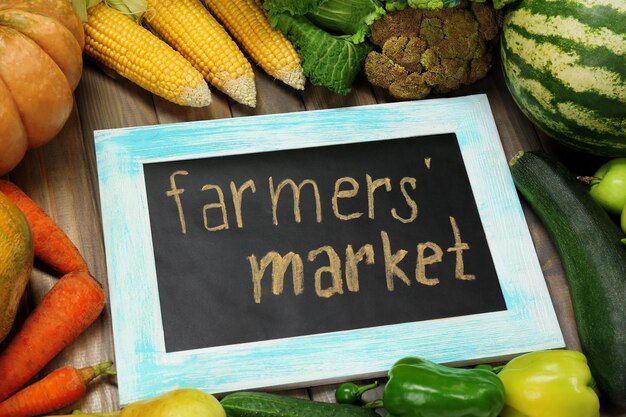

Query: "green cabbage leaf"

xmin=306 ymin=0 xmax=386 ymax=43
xmin=268 ymin=12 xmax=373 ymax=95
xmin=264 ymin=0 xmax=385 ymax=44
xmin=263 ymin=0 xmax=323 ymax=16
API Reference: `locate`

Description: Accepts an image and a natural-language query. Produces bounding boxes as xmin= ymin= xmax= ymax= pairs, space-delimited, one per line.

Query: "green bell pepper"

xmin=497 ymin=350 xmax=600 ymax=417
xmin=370 ymin=357 xmax=505 ymax=417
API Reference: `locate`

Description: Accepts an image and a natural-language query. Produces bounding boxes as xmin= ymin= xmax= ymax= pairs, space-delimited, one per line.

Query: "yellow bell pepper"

xmin=497 ymin=350 xmax=600 ymax=417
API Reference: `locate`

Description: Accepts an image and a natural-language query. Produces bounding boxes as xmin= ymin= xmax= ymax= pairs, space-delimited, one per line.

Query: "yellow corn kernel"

xmin=145 ymin=0 xmax=257 ymax=107
xmin=201 ymin=0 xmax=305 ymax=90
xmin=83 ymin=3 xmax=211 ymax=107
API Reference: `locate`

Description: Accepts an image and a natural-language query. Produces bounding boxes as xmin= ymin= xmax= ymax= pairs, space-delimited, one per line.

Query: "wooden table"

xmin=4 ymin=53 xmax=625 ymax=416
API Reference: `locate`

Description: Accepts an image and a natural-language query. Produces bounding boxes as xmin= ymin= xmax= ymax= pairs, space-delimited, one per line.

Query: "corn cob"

xmin=83 ymin=3 xmax=211 ymax=107
xmin=201 ymin=0 xmax=305 ymax=90
xmin=145 ymin=0 xmax=257 ymax=107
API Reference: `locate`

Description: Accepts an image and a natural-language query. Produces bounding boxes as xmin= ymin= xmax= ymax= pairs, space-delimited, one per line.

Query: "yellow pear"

xmin=119 ymin=388 xmax=226 ymax=417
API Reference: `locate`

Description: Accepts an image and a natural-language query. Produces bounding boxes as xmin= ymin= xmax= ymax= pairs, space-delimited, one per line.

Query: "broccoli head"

xmin=365 ymin=1 xmax=500 ymax=100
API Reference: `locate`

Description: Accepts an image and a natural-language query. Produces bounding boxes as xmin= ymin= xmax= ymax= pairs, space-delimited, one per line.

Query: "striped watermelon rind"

xmin=500 ymin=0 xmax=626 ymax=156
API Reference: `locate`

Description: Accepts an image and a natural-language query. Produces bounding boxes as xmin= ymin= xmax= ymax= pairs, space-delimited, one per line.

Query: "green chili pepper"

xmin=368 ymin=357 xmax=505 ymax=417
xmin=335 ymin=381 xmax=378 ymax=404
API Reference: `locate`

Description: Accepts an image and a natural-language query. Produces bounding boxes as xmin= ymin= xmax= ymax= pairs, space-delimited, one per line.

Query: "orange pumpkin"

xmin=0 ymin=0 xmax=84 ymax=176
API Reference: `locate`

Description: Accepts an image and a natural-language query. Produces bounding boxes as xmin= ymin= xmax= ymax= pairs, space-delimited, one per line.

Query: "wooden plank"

xmin=302 ymin=77 xmax=378 ymax=110
xmin=153 ymin=89 xmax=233 ymax=125
xmin=76 ymin=60 xmax=161 ymax=131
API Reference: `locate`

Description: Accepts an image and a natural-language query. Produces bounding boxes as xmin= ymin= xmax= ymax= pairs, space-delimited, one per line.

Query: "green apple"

xmin=589 ymin=158 xmax=626 ymax=216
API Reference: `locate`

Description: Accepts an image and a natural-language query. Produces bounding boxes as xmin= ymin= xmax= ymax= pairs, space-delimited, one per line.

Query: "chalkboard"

xmin=95 ymin=95 xmax=563 ymax=405
xmin=143 ymin=134 xmax=506 ymax=352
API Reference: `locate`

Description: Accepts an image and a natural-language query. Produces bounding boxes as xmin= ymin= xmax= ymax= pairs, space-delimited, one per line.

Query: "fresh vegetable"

xmin=622 ymin=205 xmax=626 ymax=235
xmin=497 ymin=350 xmax=600 ymax=417
xmin=3 ymin=0 xmax=85 ymax=48
xmin=500 ymin=0 xmax=626 ymax=156
xmin=0 ymin=9 xmax=82 ymax=91
xmin=304 ymin=0 xmax=385 ymax=44
xmin=0 ymin=362 xmax=115 ymax=417
xmin=0 ymin=0 xmax=84 ymax=175
xmin=0 ymin=191 xmax=33 ymax=344
xmin=587 ymin=158 xmax=626 ymax=216
xmin=268 ymin=13 xmax=373 ymax=95
xmin=509 ymin=151 xmax=626 ymax=407
xmin=364 ymin=2 xmax=499 ymax=100
xmin=366 ymin=356 xmax=505 ymax=417
xmin=264 ymin=0 xmax=385 ymax=44
xmin=221 ymin=391 xmax=380 ymax=417
xmin=335 ymin=381 xmax=378 ymax=405
xmin=57 ymin=388 xmax=224 ymax=417
xmin=82 ymin=2 xmax=211 ymax=107
xmin=201 ymin=0 xmax=305 ymax=90
xmin=264 ymin=0 xmax=380 ymax=94
xmin=39 ymin=389 xmax=224 ymax=417
xmin=117 ymin=389 xmax=225 ymax=417
xmin=144 ymin=0 xmax=256 ymax=107
xmin=0 ymin=75 xmax=27 ymax=177
xmin=0 ymin=180 xmax=89 ymax=275
xmin=0 ymin=271 xmax=106 ymax=402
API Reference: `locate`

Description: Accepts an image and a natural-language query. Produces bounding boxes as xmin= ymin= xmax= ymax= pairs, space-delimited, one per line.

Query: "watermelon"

xmin=500 ymin=0 xmax=626 ymax=156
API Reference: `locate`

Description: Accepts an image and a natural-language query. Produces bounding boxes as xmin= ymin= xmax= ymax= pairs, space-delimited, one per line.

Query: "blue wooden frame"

xmin=95 ymin=94 xmax=563 ymax=405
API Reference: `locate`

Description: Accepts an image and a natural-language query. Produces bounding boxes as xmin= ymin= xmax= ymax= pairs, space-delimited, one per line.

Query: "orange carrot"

xmin=0 ymin=180 xmax=89 ymax=275
xmin=0 ymin=361 xmax=115 ymax=417
xmin=0 ymin=271 xmax=105 ymax=401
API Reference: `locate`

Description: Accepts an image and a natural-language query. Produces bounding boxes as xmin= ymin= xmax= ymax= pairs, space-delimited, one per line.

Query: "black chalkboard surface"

xmin=143 ymin=133 xmax=506 ymax=352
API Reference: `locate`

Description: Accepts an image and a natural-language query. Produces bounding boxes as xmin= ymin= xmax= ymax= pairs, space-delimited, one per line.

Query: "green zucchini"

xmin=509 ymin=151 xmax=626 ymax=407
xmin=221 ymin=391 xmax=380 ymax=417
